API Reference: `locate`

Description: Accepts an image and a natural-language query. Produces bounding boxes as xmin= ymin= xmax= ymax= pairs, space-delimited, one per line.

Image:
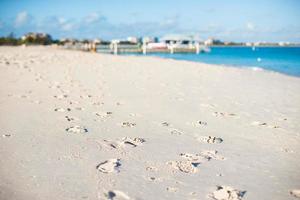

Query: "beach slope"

xmin=0 ymin=46 xmax=300 ymax=200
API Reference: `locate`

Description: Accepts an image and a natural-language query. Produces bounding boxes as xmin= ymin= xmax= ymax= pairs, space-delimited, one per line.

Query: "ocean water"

xmin=126 ymin=47 xmax=300 ymax=77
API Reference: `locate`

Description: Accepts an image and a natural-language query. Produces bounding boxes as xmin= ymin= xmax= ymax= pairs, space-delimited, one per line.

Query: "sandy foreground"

xmin=0 ymin=46 xmax=299 ymax=200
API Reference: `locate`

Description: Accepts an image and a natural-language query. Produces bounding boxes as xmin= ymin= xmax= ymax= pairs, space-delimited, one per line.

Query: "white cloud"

xmin=61 ymin=23 xmax=74 ymax=31
xmin=3 ymin=11 xmax=300 ymax=42
xmin=84 ymin=12 xmax=106 ymax=24
xmin=246 ymin=22 xmax=255 ymax=31
xmin=160 ymin=15 xmax=180 ymax=27
xmin=85 ymin=13 xmax=100 ymax=23
xmin=15 ymin=11 xmax=29 ymax=27
xmin=50 ymin=17 xmax=75 ymax=31
xmin=58 ymin=17 xmax=66 ymax=25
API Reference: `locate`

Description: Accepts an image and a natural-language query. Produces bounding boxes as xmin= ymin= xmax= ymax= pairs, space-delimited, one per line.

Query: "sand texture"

xmin=0 ymin=46 xmax=300 ymax=200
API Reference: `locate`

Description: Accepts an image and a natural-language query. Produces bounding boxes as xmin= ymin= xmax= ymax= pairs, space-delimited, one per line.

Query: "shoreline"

xmin=208 ymin=45 xmax=300 ymax=48
xmin=119 ymin=52 xmax=300 ymax=79
xmin=0 ymin=46 xmax=300 ymax=200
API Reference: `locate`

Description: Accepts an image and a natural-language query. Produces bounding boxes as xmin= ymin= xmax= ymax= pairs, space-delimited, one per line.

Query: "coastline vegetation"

xmin=1 ymin=32 xmax=299 ymax=47
xmin=0 ymin=32 xmax=57 ymax=46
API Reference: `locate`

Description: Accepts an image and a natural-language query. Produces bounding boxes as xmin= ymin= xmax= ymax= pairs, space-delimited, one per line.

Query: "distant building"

xmin=127 ymin=36 xmax=138 ymax=44
xmin=153 ymin=37 xmax=159 ymax=43
xmin=204 ymin=38 xmax=223 ymax=46
xmin=160 ymin=34 xmax=202 ymax=46
xmin=22 ymin=32 xmax=52 ymax=41
xmin=111 ymin=39 xmax=120 ymax=44
xmin=278 ymin=41 xmax=290 ymax=46
xmin=142 ymin=36 xmax=156 ymax=44
xmin=59 ymin=38 xmax=67 ymax=43
xmin=110 ymin=38 xmax=135 ymax=45
xmin=204 ymin=38 xmax=213 ymax=46
xmin=21 ymin=32 xmax=52 ymax=45
xmin=65 ymin=38 xmax=77 ymax=43
xmin=93 ymin=39 xmax=102 ymax=44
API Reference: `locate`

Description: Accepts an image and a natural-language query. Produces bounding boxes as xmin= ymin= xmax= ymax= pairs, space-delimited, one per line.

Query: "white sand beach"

xmin=0 ymin=46 xmax=300 ymax=200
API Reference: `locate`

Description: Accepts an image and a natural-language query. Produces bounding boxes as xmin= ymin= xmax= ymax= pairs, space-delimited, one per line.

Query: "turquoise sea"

xmin=127 ymin=47 xmax=300 ymax=77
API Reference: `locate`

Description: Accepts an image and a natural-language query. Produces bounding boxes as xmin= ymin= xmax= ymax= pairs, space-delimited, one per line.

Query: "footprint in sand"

xmin=121 ymin=122 xmax=136 ymax=127
xmin=65 ymin=116 xmax=79 ymax=122
xmin=190 ymin=192 xmax=197 ymax=196
xmin=161 ymin=122 xmax=170 ymax=127
xmin=252 ymin=121 xmax=267 ymax=126
xmin=17 ymin=94 xmax=29 ymax=99
xmin=167 ymin=160 xmax=199 ymax=173
xmin=170 ymin=129 xmax=183 ymax=135
xmin=65 ymin=126 xmax=88 ymax=133
xmin=80 ymin=94 xmax=92 ymax=99
xmin=49 ymin=81 xmax=61 ymax=89
xmin=129 ymin=113 xmax=141 ymax=117
xmin=213 ymin=112 xmax=236 ymax=117
xmin=95 ymin=112 xmax=113 ymax=119
xmin=2 ymin=134 xmax=11 ymax=138
xmin=271 ymin=125 xmax=280 ymax=128
xmin=168 ymin=151 xmax=225 ymax=173
xmin=53 ymin=94 xmax=68 ymax=99
xmin=166 ymin=187 xmax=178 ymax=192
xmin=197 ymin=136 xmax=223 ymax=144
xmin=146 ymin=166 xmax=158 ymax=172
xmin=69 ymin=100 xmax=79 ymax=105
xmin=198 ymin=121 xmax=208 ymax=126
xmin=198 ymin=150 xmax=226 ymax=161
xmin=116 ymin=102 xmax=124 ymax=106
xmin=74 ymin=107 xmax=85 ymax=111
xmin=96 ymin=159 xmax=121 ymax=173
xmin=92 ymin=101 xmax=104 ymax=106
xmin=100 ymin=139 xmax=120 ymax=149
xmin=180 ymin=153 xmax=204 ymax=161
xmin=251 ymin=121 xmax=280 ymax=129
xmin=180 ymin=150 xmax=225 ymax=161
xmin=187 ymin=121 xmax=208 ymax=127
xmin=147 ymin=176 xmax=163 ymax=182
xmin=100 ymin=137 xmax=146 ymax=149
xmin=281 ymin=148 xmax=294 ymax=153
xmin=103 ymin=190 xmax=130 ymax=200
xmin=279 ymin=118 xmax=288 ymax=121
xmin=54 ymin=108 xmax=71 ymax=112
xmin=120 ymin=137 xmax=145 ymax=147
xmin=290 ymin=189 xmax=300 ymax=198
xmin=209 ymin=186 xmax=246 ymax=200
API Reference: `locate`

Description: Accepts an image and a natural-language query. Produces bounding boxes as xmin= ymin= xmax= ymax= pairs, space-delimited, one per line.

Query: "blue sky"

xmin=0 ymin=0 xmax=300 ymax=42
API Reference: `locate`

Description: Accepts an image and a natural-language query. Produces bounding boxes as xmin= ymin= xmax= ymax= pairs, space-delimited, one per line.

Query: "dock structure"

xmin=112 ymin=42 xmax=118 ymax=55
xmin=142 ymin=42 xmax=147 ymax=54
xmin=195 ymin=42 xmax=200 ymax=54
xmin=62 ymin=35 xmax=210 ymax=54
xmin=170 ymin=42 xmax=174 ymax=54
xmin=63 ymin=42 xmax=209 ymax=54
